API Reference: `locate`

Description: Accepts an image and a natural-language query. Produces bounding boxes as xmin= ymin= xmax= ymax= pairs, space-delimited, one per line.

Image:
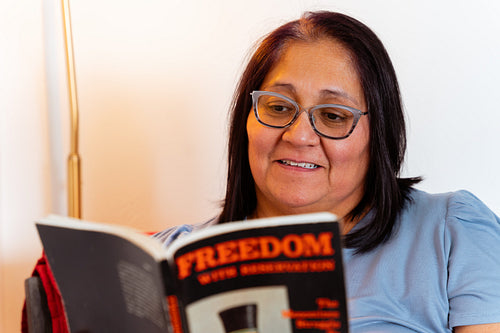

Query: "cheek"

xmin=247 ymin=114 xmax=268 ymax=173
xmin=324 ymin=120 xmax=370 ymax=171
xmin=247 ymin=112 xmax=277 ymax=152
xmin=247 ymin=113 xmax=282 ymax=179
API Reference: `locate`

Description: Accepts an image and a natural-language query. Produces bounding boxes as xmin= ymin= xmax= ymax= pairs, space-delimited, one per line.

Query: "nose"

xmin=282 ymin=111 xmax=320 ymax=146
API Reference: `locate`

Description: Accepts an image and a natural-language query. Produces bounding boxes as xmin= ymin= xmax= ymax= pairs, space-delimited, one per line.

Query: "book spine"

xmin=162 ymin=259 xmax=188 ymax=333
xmin=167 ymin=295 xmax=184 ymax=333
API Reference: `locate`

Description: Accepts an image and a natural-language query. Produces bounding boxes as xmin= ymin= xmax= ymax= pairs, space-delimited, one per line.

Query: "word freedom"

xmin=175 ymin=232 xmax=335 ymax=279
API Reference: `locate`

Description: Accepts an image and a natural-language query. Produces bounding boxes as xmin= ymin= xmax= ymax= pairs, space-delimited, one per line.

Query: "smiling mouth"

xmin=279 ymin=160 xmax=320 ymax=169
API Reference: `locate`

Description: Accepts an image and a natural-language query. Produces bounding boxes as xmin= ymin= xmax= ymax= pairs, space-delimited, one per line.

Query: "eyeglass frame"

xmin=250 ymin=90 xmax=369 ymax=140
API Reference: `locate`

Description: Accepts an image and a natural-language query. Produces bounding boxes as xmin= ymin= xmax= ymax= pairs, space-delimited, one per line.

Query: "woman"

xmin=154 ymin=11 xmax=500 ymax=332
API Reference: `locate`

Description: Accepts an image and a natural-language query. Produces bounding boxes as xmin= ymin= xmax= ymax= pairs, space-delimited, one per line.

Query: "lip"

xmin=276 ymin=159 xmax=323 ymax=170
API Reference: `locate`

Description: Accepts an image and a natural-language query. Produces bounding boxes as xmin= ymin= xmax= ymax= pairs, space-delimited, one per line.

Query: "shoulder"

xmin=442 ymin=190 xmax=499 ymax=227
xmin=151 ymin=217 xmax=219 ymax=248
xmin=395 ymin=188 xmax=500 ymax=249
xmin=403 ymin=187 xmax=500 ymax=247
xmin=404 ymin=188 xmax=498 ymax=225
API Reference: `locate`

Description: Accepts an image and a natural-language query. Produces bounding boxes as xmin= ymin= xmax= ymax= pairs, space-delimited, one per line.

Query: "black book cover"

xmin=37 ymin=212 xmax=348 ymax=333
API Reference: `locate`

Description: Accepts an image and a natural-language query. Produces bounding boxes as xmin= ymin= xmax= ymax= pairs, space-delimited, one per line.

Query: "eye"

xmin=259 ymin=95 xmax=296 ymax=115
xmin=315 ymin=107 xmax=353 ymax=126
xmin=268 ymin=103 xmax=293 ymax=113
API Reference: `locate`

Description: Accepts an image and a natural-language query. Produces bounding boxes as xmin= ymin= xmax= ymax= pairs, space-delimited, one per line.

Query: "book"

xmin=36 ymin=212 xmax=349 ymax=333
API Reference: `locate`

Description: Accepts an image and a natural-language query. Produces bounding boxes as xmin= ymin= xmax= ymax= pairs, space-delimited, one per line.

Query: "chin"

xmin=276 ymin=198 xmax=327 ymax=215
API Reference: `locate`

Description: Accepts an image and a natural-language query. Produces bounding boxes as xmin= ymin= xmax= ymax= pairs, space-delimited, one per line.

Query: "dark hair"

xmin=218 ymin=11 xmax=421 ymax=253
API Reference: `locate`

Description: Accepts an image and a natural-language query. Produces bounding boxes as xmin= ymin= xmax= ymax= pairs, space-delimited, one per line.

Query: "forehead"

xmin=260 ymin=38 xmax=364 ymax=107
xmin=274 ymin=38 xmax=356 ymax=75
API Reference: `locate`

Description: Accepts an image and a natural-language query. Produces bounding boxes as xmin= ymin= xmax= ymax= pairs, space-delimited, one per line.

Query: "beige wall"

xmin=1 ymin=1 xmax=50 ymax=331
xmin=1 ymin=0 xmax=499 ymax=331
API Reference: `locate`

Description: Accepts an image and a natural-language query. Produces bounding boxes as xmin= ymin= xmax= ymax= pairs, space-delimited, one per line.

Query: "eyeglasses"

xmin=250 ymin=90 xmax=368 ymax=140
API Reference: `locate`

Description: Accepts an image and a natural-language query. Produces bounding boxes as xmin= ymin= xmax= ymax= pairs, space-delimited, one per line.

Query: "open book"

xmin=36 ymin=213 xmax=349 ymax=333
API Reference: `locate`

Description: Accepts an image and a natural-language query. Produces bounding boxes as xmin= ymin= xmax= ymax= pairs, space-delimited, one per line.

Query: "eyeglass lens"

xmin=255 ymin=93 xmax=357 ymax=139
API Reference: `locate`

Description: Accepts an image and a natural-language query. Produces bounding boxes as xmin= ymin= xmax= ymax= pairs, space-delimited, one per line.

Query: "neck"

xmin=249 ymin=205 xmax=369 ymax=236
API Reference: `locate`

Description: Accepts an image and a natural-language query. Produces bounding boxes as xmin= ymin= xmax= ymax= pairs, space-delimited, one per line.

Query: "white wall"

xmin=1 ymin=0 xmax=499 ymax=331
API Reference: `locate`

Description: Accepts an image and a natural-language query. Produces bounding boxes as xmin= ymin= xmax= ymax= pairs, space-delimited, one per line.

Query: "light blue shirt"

xmin=344 ymin=189 xmax=500 ymax=332
xmin=153 ymin=189 xmax=500 ymax=332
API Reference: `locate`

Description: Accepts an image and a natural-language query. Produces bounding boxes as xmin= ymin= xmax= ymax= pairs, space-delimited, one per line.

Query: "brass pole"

xmin=61 ymin=0 xmax=81 ymax=218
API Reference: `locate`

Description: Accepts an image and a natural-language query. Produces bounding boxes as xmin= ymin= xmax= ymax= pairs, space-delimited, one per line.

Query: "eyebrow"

xmin=320 ymin=89 xmax=362 ymax=106
xmin=263 ymin=82 xmax=361 ymax=106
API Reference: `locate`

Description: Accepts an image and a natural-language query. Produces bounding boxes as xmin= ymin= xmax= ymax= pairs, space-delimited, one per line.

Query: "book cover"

xmin=36 ymin=212 xmax=348 ymax=333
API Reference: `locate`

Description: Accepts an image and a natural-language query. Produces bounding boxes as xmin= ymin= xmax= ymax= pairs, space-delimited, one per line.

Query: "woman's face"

xmin=247 ymin=39 xmax=370 ymax=219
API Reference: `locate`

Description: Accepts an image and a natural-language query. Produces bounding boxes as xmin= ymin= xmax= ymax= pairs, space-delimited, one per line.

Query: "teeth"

xmin=280 ymin=160 xmax=319 ymax=169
